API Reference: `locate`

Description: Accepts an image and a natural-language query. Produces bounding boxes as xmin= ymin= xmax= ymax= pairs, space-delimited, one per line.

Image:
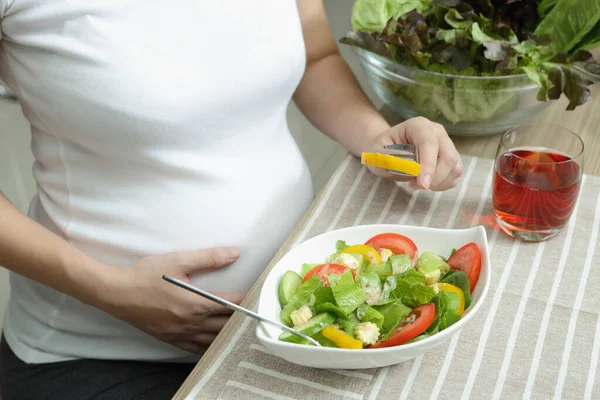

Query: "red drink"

xmin=493 ymin=149 xmax=582 ymax=237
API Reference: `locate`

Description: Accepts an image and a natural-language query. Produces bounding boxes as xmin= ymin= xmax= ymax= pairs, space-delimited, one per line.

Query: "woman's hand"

xmin=0 ymin=191 xmax=245 ymax=356
xmin=367 ymin=117 xmax=464 ymax=191
xmin=104 ymin=247 xmax=246 ymax=355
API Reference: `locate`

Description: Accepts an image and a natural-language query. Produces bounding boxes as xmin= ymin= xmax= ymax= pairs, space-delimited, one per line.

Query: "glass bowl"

xmin=355 ymin=48 xmax=551 ymax=136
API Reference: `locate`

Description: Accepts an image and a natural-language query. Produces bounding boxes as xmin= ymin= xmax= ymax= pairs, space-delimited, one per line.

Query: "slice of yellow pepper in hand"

xmin=321 ymin=326 xmax=363 ymax=349
xmin=361 ymin=152 xmax=421 ymax=177
xmin=342 ymin=244 xmax=382 ymax=265
xmin=433 ymin=283 xmax=465 ymax=315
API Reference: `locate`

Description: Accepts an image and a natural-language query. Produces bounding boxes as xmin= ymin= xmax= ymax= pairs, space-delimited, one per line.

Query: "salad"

xmin=340 ymin=0 xmax=600 ymax=124
xmin=276 ymin=233 xmax=481 ymax=349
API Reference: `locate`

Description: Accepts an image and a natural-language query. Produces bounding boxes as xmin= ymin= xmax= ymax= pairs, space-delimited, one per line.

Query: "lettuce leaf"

xmin=471 ymin=22 xmax=511 ymax=61
xmin=489 ymin=0 xmax=541 ymax=41
xmin=364 ymin=261 xmax=393 ymax=280
xmin=522 ymin=65 xmax=552 ymax=102
xmin=336 ymin=240 xmax=348 ymax=252
xmin=351 ymin=0 xmax=429 ymax=33
xmin=543 ymin=51 xmax=600 ymax=110
xmin=280 ymin=275 xmax=330 ymax=326
xmin=573 ymin=21 xmax=600 ymax=52
xmin=445 ymin=9 xmax=473 ymax=29
xmin=315 ymin=302 xmax=349 ymax=319
xmin=300 ymin=263 xmax=320 ymax=277
xmin=397 ymin=268 xmax=427 ymax=285
xmin=521 ymin=49 xmax=600 ymax=110
xmin=357 ymin=304 xmax=385 ymax=329
xmin=336 ymin=313 xmax=360 ymax=337
xmin=311 ymin=331 xmax=339 ymax=348
xmin=427 ymin=291 xmax=462 ymax=334
xmin=384 ymin=270 xmax=436 ymax=308
xmin=376 ymin=299 xmax=412 ymax=334
xmin=360 ymin=272 xmax=384 ymax=305
xmin=534 ymin=0 xmax=600 ymax=54
xmin=328 ymin=270 xmax=366 ymax=315
xmin=405 ymin=333 xmax=431 ymax=344
xmin=378 ymin=268 xmax=426 ymax=303
xmin=440 ymin=270 xmax=472 ymax=309
xmin=339 ymin=31 xmax=393 ymax=59
xmin=537 ymin=0 xmax=558 ymax=19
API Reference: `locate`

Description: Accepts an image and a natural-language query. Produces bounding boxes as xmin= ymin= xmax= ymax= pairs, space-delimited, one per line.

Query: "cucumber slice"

xmin=278 ymin=313 xmax=336 ymax=344
xmin=278 ymin=271 xmax=303 ymax=308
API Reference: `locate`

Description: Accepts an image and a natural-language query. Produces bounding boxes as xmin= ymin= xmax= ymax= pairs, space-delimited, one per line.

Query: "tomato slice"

xmin=369 ymin=303 xmax=435 ymax=348
xmin=302 ymin=264 xmax=352 ymax=287
xmin=365 ymin=233 xmax=418 ymax=263
xmin=447 ymin=243 xmax=481 ymax=293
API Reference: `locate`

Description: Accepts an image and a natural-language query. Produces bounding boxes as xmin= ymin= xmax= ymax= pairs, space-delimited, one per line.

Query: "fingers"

xmin=175 ymin=247 xmax=240 ymax=274
xmin=435 ymin=175 xmax=462 ymax=192
xmin=430 ymin=133 xmax=463 ymax=191
xmin=393 ymin=118 xmax=463 ymax=191
xmin=430 ymin=151 xmax=457 ymax=189
xmin=215 ymin=291 xmax=247 ymax=306
xmin=194 ymin=291 xmax=248 ymax=315
xmin=402 ymin=118 xmax=439 ymax=190
xmin=172 ymin=340 xmax=209 ymax=355
xmin=200 ymin=315 xmax=231 ymax=333
xmin=366 ymin=165 xmax=412 ymax=182
xmin=192 ymin=333 xmax=220 ymax=345
xmin=435 ymin=160 xmax=463 ymax=191
xmin=415 ymin=139 xmax=438 ymax=189
xmin=172 ymin=332 xmax=219 ymax=355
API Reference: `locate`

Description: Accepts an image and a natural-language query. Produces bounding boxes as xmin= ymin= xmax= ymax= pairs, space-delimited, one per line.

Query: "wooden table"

xmin=174 ymin=83 xmax=600 ymax=399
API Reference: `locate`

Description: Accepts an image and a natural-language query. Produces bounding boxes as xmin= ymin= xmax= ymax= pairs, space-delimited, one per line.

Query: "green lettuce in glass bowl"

xmin=355 ymin=47 xmax=548 ymax=135
xmin=341 ymin=0 xmax=600 ymax=136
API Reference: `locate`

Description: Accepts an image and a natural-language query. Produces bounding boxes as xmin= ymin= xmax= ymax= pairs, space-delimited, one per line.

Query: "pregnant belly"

xmin=189 ymin=208 xmax=307 ymax=292
xmin=35 ymin=166 xmax=314 ymax=295
xmin=188 ymin=177 xmax=313 ymax=292
xmin=31 ymin=135 xmax=314 ymax=293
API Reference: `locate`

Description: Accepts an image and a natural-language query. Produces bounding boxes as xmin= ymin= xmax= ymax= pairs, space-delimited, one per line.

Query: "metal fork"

xmin=382 ymin=143 xmax=419 ymax=177
xmin=162 ymin=275 xmax=322 ymax=347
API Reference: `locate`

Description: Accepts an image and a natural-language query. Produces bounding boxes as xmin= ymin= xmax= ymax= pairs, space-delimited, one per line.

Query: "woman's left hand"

xmin=366 ymin=117 xmax=464 ymax=191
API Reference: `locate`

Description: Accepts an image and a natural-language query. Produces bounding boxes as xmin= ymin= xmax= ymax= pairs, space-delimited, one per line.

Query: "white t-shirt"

xmin=0 ymin=0 xmax=313 ymax=363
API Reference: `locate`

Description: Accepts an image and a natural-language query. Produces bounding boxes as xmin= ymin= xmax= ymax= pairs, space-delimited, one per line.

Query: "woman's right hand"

xmin=104 ymin=247 xmax=246 ymax=355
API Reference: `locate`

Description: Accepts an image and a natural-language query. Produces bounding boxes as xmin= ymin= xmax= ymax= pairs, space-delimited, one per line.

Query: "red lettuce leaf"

xmin=544 ymin=51 xmax=600 ymax=110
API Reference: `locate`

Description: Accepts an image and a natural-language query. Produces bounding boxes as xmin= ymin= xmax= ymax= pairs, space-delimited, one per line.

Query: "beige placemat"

xmin=188 ymin=155 xmax=600 ymax=400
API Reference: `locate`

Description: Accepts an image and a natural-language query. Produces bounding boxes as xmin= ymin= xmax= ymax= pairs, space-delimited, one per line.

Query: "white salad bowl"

xmin=255 ymin=224 xmax=491 ymax=370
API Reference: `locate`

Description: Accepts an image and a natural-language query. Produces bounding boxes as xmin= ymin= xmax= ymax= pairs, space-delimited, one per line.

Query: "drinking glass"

xmin=492 ymin=123 xmax=584 ymax=242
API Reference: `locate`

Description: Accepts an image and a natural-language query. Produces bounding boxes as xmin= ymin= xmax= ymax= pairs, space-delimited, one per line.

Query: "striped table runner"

xmin=186 ymin=154 xmax=600 ymax=400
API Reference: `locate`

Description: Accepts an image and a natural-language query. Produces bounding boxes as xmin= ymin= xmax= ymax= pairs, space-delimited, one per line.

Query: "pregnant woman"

xmin=0 ymin=0 xmax=463 ymax=398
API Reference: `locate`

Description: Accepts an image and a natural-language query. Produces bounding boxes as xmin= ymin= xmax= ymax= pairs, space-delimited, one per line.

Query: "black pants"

xmin=0 ymin=336 xmax=195 ymax=400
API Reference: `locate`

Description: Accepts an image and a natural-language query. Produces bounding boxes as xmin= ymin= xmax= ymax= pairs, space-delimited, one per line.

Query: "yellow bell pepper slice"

xmin=433 ymin=283 xmax=465 ymax=315
xmin=342 ymin=244 xmax=382 ymax=265
xmin=321 ymin=326 xmax=363 ymax=349
xmin=361 ymin=152 xmax=421 ymax=177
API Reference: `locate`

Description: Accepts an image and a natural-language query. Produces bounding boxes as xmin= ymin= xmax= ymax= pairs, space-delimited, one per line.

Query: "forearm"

xmin=0 ymin=192 xmax=120 ymax=309
xmin=293 ymin=52 xmax=389 ymax=156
